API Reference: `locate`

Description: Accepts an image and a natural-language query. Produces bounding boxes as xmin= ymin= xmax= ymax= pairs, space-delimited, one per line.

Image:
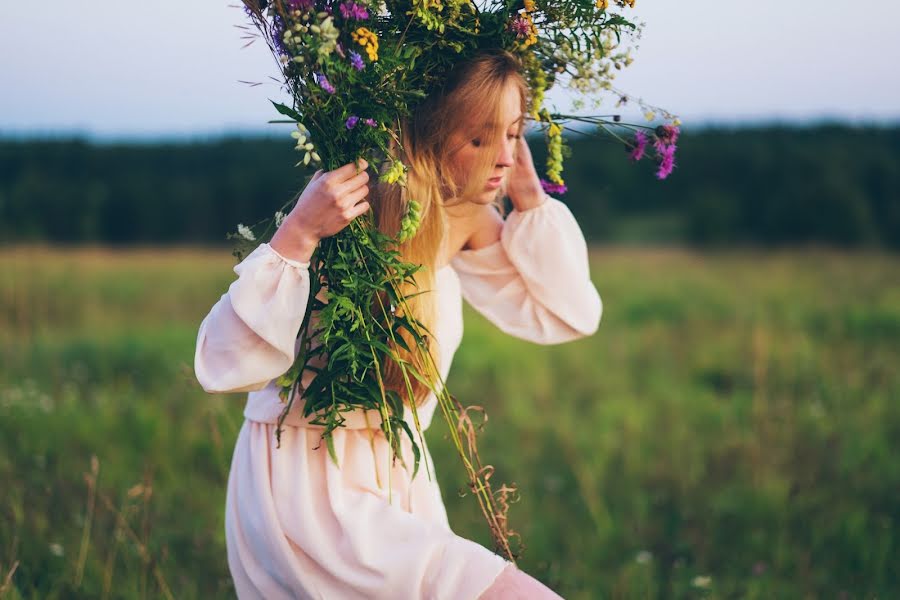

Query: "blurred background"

xmin=1 ymin=2 xmax=898 ymax=599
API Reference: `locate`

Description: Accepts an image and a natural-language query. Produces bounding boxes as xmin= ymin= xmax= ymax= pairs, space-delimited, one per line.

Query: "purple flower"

xmin=345 ymin=115 xmax=360 ymax=129
xmin=349 ymin=50 xmax=365 ymax=71
xmin=363 ymin=118 xmax=377 ymax=127
xmin=629 ymin=130 xmax=648 ymax=161
xmin=287 ymin=0 xmax=315 ymax=10
xmin=316 ymin=73 xmax=335 ymax=94
xmin=540 ymin=178 xmax=567 ymax=195
xmin=339 ymin=1 xmax=369 ymax=20
xmin=655 ymin=143 xmax=677 ymax=180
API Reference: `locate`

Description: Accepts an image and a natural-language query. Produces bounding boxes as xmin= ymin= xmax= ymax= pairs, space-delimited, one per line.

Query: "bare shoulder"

xmin=460 ymin=203 xmax=503 ymax=251
xmin=442 ymin=202 xmax=504 ymax=265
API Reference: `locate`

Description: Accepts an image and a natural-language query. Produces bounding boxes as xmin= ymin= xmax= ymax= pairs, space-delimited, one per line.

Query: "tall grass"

xmin=1 ymin=245 xmax=897 ymax=599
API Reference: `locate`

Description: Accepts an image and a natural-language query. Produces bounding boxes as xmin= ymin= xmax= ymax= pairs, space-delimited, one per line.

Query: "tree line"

xmin=1 ymin=124 xmax=897 ymax=249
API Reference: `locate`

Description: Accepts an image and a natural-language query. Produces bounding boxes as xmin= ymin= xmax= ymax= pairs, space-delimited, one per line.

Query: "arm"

xmin=194 ymin=243 xmax=311 ymax=393
xmin=450 ymin=196 xmax=602 ymax=345
xmin=194 ymin=159 xmax=372 ymax=394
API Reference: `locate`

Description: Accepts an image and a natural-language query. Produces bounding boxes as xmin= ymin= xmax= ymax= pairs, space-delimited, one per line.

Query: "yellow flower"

xmin=596 ymin=0 xmax=609 ymax=9
xmin=379 ymin=159 xmax=407 ymax=185
xmin=524 ymin=0 xmax=536 ymax=12
xmin=351 ymin=27 xmax=379 ymax=61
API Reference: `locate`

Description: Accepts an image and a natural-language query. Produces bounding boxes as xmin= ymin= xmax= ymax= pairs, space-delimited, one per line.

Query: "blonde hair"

xmin=371 ymin=49 xmax=530 ymax=407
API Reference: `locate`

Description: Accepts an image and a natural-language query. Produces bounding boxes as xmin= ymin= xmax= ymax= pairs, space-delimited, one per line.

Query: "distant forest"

xmin=1 ymin=125 xmax=898 ymax=249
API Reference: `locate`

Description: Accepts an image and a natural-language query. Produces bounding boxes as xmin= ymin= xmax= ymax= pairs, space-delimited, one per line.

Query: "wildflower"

xmin=315 ymin=16 xmax=340 ymax=56
xmin=524 ymin=0 xmax=536 ymax=11
xmin=379 ymin=159 xmax=407 ymax=185
xmin=237 ymin=224 xmax=256 ymax=241
xmin=655 ymin=143 xmax=676 ymax=180
xmin=351 ymin=27 xmax=379 ymax=61
xmin=596 ymin=0 xmax=609 ymax=9
xmin=346 ymin=115 xmax=360 ymax=129
xmin=340 ymin=1 xmax=370 ymax=20
xmin=655 ymin=124 xmax=680 ymax=145
xmin=628 ymin=130 xmax=648 ymax=161
xmin=644 ymin=110 xmax=656 ymax=122
xmin=349 ymin=50 xmax=365 ymax=71
xmin=544 ymin=120 xmax=566 ymax=192
xmin=364 ymin=118 xmax=378 ymax=127
xmin=275 ymin=211 xmax=287 ymax=227
xmin=635 ymin=550 xmax=652 ymax=564
xmin=509 ymin=13 xmax=538 ymax=47
xmin=692 ymin=575 xmax=711 ymax=589
xmin=616 ymin=0 xmax=636 ymax=6
xmin=287 ymin=0 xmax=315 ymax=10
xmin=398 ymin=199 xmax=422 ymax=242
xmin=317 ymin=72 xmax=336 ymax=94
xmin=540 ymin=178 xmax=567 ymax=195
xmin=290 ymin=123 xmax=321 ymax=166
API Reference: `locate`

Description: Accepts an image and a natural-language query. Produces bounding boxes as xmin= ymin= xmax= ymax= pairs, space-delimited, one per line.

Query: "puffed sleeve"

xmin=449 ymin=196 xmax=602 ymax=345
xmin=194 ymin=243 xmax=311 ymax=394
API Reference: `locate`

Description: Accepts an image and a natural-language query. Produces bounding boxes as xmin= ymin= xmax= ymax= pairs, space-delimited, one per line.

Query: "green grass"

xmin=1 ymin=245 xmax=897 ymax=599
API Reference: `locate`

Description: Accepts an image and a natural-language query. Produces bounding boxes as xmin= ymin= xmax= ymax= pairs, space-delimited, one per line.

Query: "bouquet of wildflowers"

xmin=232 ymin=0 xmax=677 ymax=561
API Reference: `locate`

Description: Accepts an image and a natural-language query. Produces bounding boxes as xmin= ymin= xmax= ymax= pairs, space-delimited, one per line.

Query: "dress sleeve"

xmin=194 ymin=243 xmax=311 ymax=394
xmin=449 ymin=196 xmax=602 ymax=345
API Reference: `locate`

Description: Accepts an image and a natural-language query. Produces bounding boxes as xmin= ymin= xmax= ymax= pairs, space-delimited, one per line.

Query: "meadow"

xmin=0 ymin=245 xmax=897 ymax=599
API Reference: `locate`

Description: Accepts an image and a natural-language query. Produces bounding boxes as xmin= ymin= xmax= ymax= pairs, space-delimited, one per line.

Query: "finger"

xmin=346 ymin=200 xmax=371 ymax=221
xmin=335 ymin=170 xmax=370 ymax=198
xmin=341 ymin=183 xmax=370 ymax=208
xmin=311 ymin=168 xmax=325 ymax=181
xmin=329 ymin=158 xmax=369 ymax=183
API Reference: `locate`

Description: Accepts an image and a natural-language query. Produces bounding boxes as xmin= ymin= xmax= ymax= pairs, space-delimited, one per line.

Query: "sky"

xmin=1 ymin=1 xmax=899 ymax=141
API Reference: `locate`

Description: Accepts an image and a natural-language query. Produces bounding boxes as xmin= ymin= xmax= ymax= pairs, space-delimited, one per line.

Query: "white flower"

xmin=290 ymin=123 xmax=320 ymax=166
xmin=275 ymin=211 xmax=287 ymax=227
xmin=635 ymin=550 xmax=652 ymax=564
xmin=692 ymin=575 xmax=711 ymax=588
xmin=237 ymin=223 xmax=256 ymax=241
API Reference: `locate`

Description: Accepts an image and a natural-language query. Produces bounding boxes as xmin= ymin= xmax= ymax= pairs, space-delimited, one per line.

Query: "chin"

xmin=469 ymin=189 xmax=503 ymax=205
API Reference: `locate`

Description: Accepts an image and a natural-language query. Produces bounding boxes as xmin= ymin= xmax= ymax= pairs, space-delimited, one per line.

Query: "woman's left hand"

xmin=506 ymin=132 xmax=547 ymax=212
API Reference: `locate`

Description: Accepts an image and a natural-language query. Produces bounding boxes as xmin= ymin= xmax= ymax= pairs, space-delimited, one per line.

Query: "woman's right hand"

xmin=270 ymin=158 xmax=371 ymax=263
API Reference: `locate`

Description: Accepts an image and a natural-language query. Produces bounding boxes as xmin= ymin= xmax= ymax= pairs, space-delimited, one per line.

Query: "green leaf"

xmin=270 ymin=100 xmax=304 ymax=123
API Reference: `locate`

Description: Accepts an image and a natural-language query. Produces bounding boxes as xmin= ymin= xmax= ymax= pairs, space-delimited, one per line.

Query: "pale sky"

xmin=1 ymin=2 xmax=898 ymax=141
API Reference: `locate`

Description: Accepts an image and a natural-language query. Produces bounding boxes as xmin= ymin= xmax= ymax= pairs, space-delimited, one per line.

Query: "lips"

xmin=487 ymin=176 xmax=503 ymax=184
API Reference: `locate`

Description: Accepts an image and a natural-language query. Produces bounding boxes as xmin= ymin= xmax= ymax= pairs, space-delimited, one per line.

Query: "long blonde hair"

xmin=371 ymin=49 xmax=530 ymax=407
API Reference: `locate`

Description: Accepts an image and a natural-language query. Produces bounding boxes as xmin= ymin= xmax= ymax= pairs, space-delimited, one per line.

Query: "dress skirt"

xmin=224 ymin=418 xmax=512 ymax=599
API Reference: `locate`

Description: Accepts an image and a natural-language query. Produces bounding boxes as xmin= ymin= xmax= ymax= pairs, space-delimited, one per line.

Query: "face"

xmin=446 ymin=78 xmax=525 ymax=205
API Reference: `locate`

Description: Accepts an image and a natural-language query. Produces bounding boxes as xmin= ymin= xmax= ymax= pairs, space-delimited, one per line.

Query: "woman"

xmin=195 ymin=49 xmax=602 ymax=599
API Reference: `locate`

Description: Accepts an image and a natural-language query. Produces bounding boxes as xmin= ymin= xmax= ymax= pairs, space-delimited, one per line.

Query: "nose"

xmin=496 ymin=136 xmax=515 ymax=168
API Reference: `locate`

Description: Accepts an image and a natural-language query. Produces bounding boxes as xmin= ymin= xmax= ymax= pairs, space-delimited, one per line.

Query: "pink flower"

xmin=629 ymin=130 xmax=648 ymax=161
xmin=363 ymin=118 xmax=377 ymax=127
xmin=655 ymin=143 xmax=676 ymax=180
xmin=540 ymin=178 xmax=567 ymax=195
xmin=510 ymin=15 xmax=532 ymax=37
xmin=339 ymin=1 xmax=369 ymax=20
xmin=655 ymin=124 xmax=680 ymax=145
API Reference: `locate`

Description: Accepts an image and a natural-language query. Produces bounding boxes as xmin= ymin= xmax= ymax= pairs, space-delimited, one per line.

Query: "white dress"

xmin=194 ymin=197 xmax=602 ymax=599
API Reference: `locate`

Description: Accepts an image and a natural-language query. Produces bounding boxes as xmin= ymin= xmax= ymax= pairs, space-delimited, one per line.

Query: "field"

xmin=1 ymin=245 xmax=897 ymax=599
